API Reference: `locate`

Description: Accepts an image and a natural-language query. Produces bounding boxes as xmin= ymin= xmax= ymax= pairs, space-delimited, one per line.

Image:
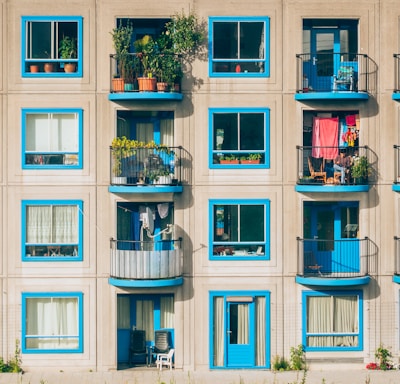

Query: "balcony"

xmin=295 ymin=53 xmax=375 ymax=101
xmin=108 ymin=53 xmax=183 ymax=102
xmin=393 ymin=145 xmax=400 ymax=191
xmin=295 ymin=145 xmax=376 ymax=193
xmin=394 ymin=237 xmax=400 ymax=284
xmin=109 ymin=239 xmax=183 ymax=288
xmin=296 ymin=237 xmax=373 ymax=286
xmin=393 ymin=54 xmax=400 ymax=100
xmin=109 ymin=146 xmax=184 ymax=194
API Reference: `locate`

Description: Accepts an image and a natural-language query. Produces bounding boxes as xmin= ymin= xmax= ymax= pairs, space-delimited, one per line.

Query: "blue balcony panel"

xmin=109 ymin=185 xmax=183 ymax=194
xmin=295 ymin=92 xmax=369 ymax=101
xmin=108 ymin=92 xmax=183 ymax=102
xmin=109 ymin=276 xmax=183 ymax=288
xmin=295 ymin=275 xmax=371 ymax=287
xmin=295 ymin=184 xmax=370 ymax=193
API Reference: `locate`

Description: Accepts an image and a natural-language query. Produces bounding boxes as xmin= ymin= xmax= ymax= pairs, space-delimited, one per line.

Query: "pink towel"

xmin=345 ymin=114 xmax=356 ymax=126
xmin=312 ymin=117 xmax=339 ymax=160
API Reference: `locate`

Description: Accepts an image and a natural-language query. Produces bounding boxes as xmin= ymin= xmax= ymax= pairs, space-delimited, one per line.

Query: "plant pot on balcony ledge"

xmin=138 ymin=77 xmax=157 ymax=92
xmin=112 ymin=78 xmax=125 ymax=92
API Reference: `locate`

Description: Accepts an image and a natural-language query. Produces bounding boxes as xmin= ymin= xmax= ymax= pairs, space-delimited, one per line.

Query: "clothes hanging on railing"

xmin=311 ymin=117 xmax=339 ymax=160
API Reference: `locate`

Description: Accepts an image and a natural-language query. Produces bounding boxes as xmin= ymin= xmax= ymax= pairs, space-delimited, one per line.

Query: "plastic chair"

xmin=156 ymin=348 xmax=175 ymax=371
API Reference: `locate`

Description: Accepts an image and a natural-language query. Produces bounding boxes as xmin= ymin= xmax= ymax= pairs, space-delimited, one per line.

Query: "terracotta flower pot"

xmin=138 ymin=77 xmax=157 ymax=92
xmin=112 ymin=78 xmax=125 ymax=92
xmin=64 ymin=63 xmax=76 ymax=73
xmin=30 ymin=65 xmax=40 ymax=73
xmin=44 ymin=63 xmax=55 ymax=72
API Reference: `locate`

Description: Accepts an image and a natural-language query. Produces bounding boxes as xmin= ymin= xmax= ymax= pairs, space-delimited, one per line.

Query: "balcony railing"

xmin=297 ymin=237 xmax=373 ymax=278
xmin=394 ymin=145 xmax=400 ymax=184
xmin=394 ymin=54 xmax=400 ymax=93
xmin=296 ymin=52 xmax=376 ymax=95
xmin=110 ymin=146 xmax=183 ymax=186
xmin=109 ymin=53 xmax=182 ymax=97
xmin=110 ymin=239 xmax=182 ymax=280
xmin=296 ymin=145 xmax=376 ymax=186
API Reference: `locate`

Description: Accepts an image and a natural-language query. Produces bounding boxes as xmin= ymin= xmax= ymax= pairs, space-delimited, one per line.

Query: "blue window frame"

xmin=22 ymin=292 xmax=83 ymax=353
xmin=302 ymin=290 xmax=363 ymax=351
xmin=209 ymin=199 xmax=270 ymax=260
xmin=209 ymin=16 xmax=270 ymax=77
xmin=21 ymin=16 xmax=83 ymax=77
xmin=209 ymin=108 xmax=270 ymax=169
xmin=21 ymin=200 xmax=83 ymax=262
xmin=209 ymin=291 xmax=270 ymax=369
xmin=22 ymin=109 xmax=83 ymax=169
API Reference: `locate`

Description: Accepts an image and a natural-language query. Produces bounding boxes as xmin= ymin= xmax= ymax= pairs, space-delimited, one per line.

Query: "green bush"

xmin=290 ymin=344 xmax=306 ymax=370
xmin=0 ymin=340 xmax=22 ymax=373
xmin=272 ymin=354 xmax=290 ymax=371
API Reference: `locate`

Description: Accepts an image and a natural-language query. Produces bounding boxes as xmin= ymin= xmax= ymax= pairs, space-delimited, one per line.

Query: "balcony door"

xmin=305 ymin=202 xmax=359 ymax=274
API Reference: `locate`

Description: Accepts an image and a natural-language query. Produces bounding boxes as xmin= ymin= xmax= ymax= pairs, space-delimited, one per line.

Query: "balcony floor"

xmin=109 ymin=276 xmax=184 ymax=288
xmin=295 ymin=275 xmax=371 ymax=286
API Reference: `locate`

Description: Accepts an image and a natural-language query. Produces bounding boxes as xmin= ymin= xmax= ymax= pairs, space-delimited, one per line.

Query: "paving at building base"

xmin=0 ymin=369 xmax=400 ymax=384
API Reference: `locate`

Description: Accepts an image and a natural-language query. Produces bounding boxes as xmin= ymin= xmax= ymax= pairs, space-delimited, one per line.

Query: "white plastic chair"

xmin=156 ymin=348 xmax=174 ymax=371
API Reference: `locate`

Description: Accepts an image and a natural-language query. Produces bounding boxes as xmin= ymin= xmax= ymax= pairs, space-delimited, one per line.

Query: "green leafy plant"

xmin=351 ymin=155 xmax=371 ymax=180
xmin=375 ymin=344 xmax=393 ymax=370
xmin=247 ymin=153 xmax=262 ymax=161
xmin=220 ymin=154 xmax=239 ymax=162
xmin=272 ymin=354 xmax=290 ymax=371
xmin=290 ymin=344 xmax=306 ymax=370
xmin=110 ymin=21 xmax=134 ymax=81
xmin=0 ymin=340 xmax=22 ymax=373
xmin=134 ymin=35 xmax=158 ymax=78
xmin=58 ymin=36 xmax=77 ymax=60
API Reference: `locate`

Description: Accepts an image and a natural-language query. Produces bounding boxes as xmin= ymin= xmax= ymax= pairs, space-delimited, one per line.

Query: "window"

xmin=209 ymin=291 xmax=270 ymax=368
xmin=209 ymin=108 xmax=270 ymax=168
xmin=22 ymin=200 xmax=83 ymax=261
xmin=22 ymin=292 xmax=83 ymax=353
xmin=22 ymin=16 xmax=83 ymax=77
xmin=303 ymin=290 xmax=363 ymax=351
xmin=209 ymin=17 xmax=270 ymax=77
xmin=22 ymin=109 xmax=83 ymax=169
xmin=210 ymin=199 xmax=270 ymax=260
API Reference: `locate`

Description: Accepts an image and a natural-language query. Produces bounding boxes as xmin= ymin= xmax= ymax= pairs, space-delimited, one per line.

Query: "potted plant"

xmin=134 ymin=35 xmax=158 ymax=91
xmin=240 ymin=153 xmax=262 ymax=164
xmin=110 ymin=136 xmax=137 ymax=184
xmin=351 ymin=155 xmax=371 ymax=184
xmin=59 ymin=36 xmax=77 ymax=72
xmin=110 ymin=21 xmax=134 ymax=91
xmin=220 ymin=154 xmax=239 ymax=164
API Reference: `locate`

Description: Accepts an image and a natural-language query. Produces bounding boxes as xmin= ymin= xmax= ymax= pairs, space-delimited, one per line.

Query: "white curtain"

xmin=237 ymin=304 xmax=249 ymax=344
xmin=160 ymin=296 xmax=174 ymax=328
xmin=26 ymin=113 xmax=78 ymax=152
xmin=160 ymin=120 xmax=174 ymax=146
xmin=213 ymin=297 xmax=224 ymax=366
xmin=255 ymin=296 xmax=266 ymax=366
xmin=136 ymin=300 xmax=154 ymax=341
xmin=117 ymin=296 xmax=130 ymax=329
xmin=307 ymin=295 xmax=358 ymax=347
xmin=136 ymin=123 xmax=154 ymax=143
xmin=26 ymin=297 xmax=78 ymax=349
xmin=26 ymin=205 xmax=78 ymax=244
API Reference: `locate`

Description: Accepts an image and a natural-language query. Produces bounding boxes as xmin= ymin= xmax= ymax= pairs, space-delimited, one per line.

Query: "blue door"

xmin=308 ymin=203 xmax=359 ymax=274
xmin=227 ymin=301 xmax=255 ymax=367
xmin=310 ymin=28 xmax=341 ymax=91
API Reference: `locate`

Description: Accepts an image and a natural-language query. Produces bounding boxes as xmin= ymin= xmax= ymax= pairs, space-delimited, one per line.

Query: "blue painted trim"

xmin=21 ymin=108 xmax=83 ymax=170
xmin=392 ymin=93 xmax=400 ymax=100
xmin=208 ymin=108 xmax=270 ymax=169
xmin=208 ymin=16 xmax=270 ymax=78
xmin=209 ymin=290 xmax=271 ymax=369
xmin=108 ymin=92 xmax=183 ymax=101
xmin=295 ymin=92 xmax=369 ymax=101
xmin=209 ymin=199 xmax=270 ymax=261
xmin=393 ymin=275 xmax=400 ymax=284
xmin=21 ymin=200 xmax=83 ymax=262
xmin=21 ymin=16 xmax=83 ymax=78
xmin=108 ymin=277 xmax=183 ymax=288
xmin=295 ymin=275 xmax=371 ymax=286
xmin=302 ymin=290 xmax=363 ymax=352
xmin=109 ymin=185 xmax=183 ymax=194
xmin=295 ymin=184 xmax=370 ymax=193
xmin=392 ymin=184 xmax=400 ymax=192
xmin=21 ymin=292 xmax=83 ymax=354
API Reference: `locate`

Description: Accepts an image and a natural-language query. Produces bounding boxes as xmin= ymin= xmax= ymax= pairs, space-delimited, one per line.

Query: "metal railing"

xmin=393 ymin=145 xmax=400 ymax=183
xmin=296 ymin=145 xmax=377 ymax=185
xmin=394 ymin=54 xmax=400 ymax=92
xmin=110 ymin=239 xmax=182 ymax=280
xmin=297 ymin=237 xmax=373 ymax=278
xmin=394 ymin=237 xmax=400 ymax=274
xmin=109 ymin=53 xmax=182 ymax=93
xmin=296 ymin=52 xmax=375 ymax=94
xmin=110 ymin=146 xmax=183 ymax=186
